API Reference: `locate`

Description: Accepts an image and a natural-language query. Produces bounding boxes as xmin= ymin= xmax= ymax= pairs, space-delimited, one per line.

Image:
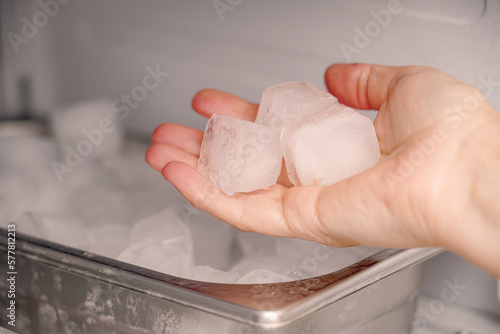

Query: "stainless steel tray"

xmin=0 ymin=227 xmax=442 ymax=333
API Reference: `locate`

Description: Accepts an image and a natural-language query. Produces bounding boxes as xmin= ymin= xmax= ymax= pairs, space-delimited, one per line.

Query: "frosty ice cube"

xmin=255 ymin=81 xmax=338 ymax=133
xmin=186 ymin=265 xmax=240 ymax=283
xmin=236 ymin=269 xmax=290 ymax=284
xmin=275 ymin=237 xmax=321 ymax=258
xmin=87 ymin=220 xmax=131 ymax=258
xmin=235 ymin=232 xmax=277 ymax=258
xmin=117 ymin=239 xmax=193 ymax=277
xmin=18 ymin=212 xmax=94 ymax=250
xmin=130 ymin=206 xmax=193 ymax=254
xmin=186 ymin=207 xmax=237 ymax=270
xmin=198 ymin=114 xmax=282 ymax=196
xmin=229 ymin=255 xmax=298 ymax=279
xmin=281 ymin=104 xmax=380 ymax=186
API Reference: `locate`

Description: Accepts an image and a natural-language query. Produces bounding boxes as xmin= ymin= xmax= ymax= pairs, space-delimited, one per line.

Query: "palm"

xmin=146 ymin=89 xmax=301 ymax=239
xmin=146 ymin=64 xmax=498 ymax=255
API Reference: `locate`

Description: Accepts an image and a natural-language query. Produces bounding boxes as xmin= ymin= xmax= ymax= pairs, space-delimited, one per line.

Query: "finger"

xmin=324 ymin=63 xmax=422 ymax=110
xmin=162 ymin=159 xmax=425 ymax=248
xmin=145 ymin=143 xmax=198 ymax=172
xmin=151 ymin=123 xmax=203 ymax=156
xmin=162 ymin=161 xmax=298 ymax=237
xmin=325 ymin=64 xmax=460 ymax=154
xmin=192 ymin=89 xmax=259 ymax=121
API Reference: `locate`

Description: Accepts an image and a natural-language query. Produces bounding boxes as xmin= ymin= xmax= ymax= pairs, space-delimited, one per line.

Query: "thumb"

xmin=325 ymin=63 xmax=425 ymax=110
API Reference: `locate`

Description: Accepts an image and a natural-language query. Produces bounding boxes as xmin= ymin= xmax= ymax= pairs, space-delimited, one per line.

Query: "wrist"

xmin=444 ymin=110 xmax=500 ymax=277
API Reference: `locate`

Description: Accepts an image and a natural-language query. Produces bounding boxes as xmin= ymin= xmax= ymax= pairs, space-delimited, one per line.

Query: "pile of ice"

xmin=0 ymin=98 xmax=379 ymax=284
xmin=198 ymin=81 xmax=380 ymax=195
xmin=116 ymin=205 xmax=380 ymax=283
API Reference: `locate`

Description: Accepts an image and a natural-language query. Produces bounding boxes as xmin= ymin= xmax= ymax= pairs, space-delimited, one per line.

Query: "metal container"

xmin=0 ymin=227 xmax=441 ymax=334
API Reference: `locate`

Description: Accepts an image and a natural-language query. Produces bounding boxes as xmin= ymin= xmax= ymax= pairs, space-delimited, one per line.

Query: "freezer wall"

xmin=2 ymin=0 xmax=499 ymax=134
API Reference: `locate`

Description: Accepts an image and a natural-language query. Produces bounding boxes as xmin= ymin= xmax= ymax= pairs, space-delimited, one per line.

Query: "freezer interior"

xmin=1 ymin=1 xmax=500 ymax=333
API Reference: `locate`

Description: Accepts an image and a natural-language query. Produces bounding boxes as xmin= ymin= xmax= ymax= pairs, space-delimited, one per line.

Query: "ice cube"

xmin=87 ymin=219 xmax=131 ymax=258
xmin=18 ymin=212 xmax=94 ymax=250
xmin=275 ymin=237 xmax=322 ymax=258
xmin=0 ymin=174 xmax=39 ymax=224
xmin=255 ymin=81 xmax=338 ymax=133
xmin=117 ymin=239 xmax=192 ymax=277
xmin=230 ymin=255 xmax=298 ymax=278
xmin=185 ymin=265 xmax=240 ymax=283
xmin=235 ymin=232 xmax=277 ymax=258
xmin=236 ymin=269 xmax=290 ymax=284
xmin=180 ymin=204 xmax=237 ymax=270
xmin=198 ymin=114 xmax=282 ymax=196
xmin=50 ymin=99 xmax=124 ymax=160
xmin=120 ymin=185 xmax=185 ymax=225
xmin=16 ymin=211 xmax=40 ymax=236
xmin=0 ymin=137 xmax=67 ymax=223
xmin=281 ymin=104 xmax=380 ymax=186
xmin=130 ymin=206 xmax=193 ymax=254
xmin=275 ymin=239 xmax=380 ymax=280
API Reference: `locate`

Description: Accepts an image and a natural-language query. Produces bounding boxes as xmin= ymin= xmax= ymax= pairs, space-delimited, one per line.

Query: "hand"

xmin=146 ymin=64 xmax=500 ymax=278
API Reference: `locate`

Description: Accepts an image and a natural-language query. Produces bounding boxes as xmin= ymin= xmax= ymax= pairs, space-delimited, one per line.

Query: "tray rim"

xmin=0 ymin=226 xmax=443 ymax=328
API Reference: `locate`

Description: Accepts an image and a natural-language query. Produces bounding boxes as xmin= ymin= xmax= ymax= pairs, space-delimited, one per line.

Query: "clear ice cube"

xmin=198 ymin=114 xmax=282 ymax=196
xmin=235 ymin=232 xmax=277 ymax=258
xmin=181 ymin=204 xmax=237 ymax=270
xmin=275 ymin=237 xmax=321 ymax=258
xmin=281 ymin=104 xmax=380 ymax=186
xmin=236 ymin=269 xmax=290 ymax=284
xmin=117 ymin=239 xmax=192 ymax=277
xmin=18 ymin=212 xmax=94 ymax=250
xmin=0 ymin=174 xmax=40 ymax=224
xmin=119 ymin=206 xmax=196 ymax=277
xmin=185 ymin=265 xmax=240 ymax=283
xmin=130 ymin=206 xmax=193 ymax=254
xmin=87 ymin=219 xmax=131 ymax=258
xmin=255 ymin=81 xmax=338 ymax=133
xmin=229 ymin=255 xmax=297 ymax=279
